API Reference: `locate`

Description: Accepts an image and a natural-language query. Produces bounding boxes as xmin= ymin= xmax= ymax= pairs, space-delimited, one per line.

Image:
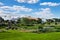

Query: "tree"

xmin=46 ymin=19 xmax=54 ymax=25
xmin=0 ymin=17 xmax=4 ymax=27
xmin=17 ymin=18 xmax=21 ymax=23
xmin=38 ymin=26 xmax=43 ymax=32
xmin=37 ymin=18 xmax=42 ymax=24
xmin=53 ymin=18 xmax=60 ymax=25
xmin=21 ymin=17 xmax=30 ymax=25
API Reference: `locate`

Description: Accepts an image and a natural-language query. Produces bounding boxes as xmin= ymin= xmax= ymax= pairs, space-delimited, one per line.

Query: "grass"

xmin=0 ymin=30 xmax=60 ymax=40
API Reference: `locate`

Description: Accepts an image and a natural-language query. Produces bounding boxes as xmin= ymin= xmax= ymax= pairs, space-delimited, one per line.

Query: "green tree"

xmin=37 ymin=18 xmax=42 ymax=24
xmin=46 ymin=19 xmax=54 ymax=25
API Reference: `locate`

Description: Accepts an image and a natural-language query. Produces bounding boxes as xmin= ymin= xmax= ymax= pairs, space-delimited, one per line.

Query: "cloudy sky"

xmin=0 ymin=0 xmax=60 ymax=20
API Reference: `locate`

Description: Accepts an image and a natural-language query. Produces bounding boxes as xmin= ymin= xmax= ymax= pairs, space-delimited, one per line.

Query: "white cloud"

xmin=0 ymin=2 xmax=4 ymax=6
xmin=13 ymin=5 xmax=32 ymax=12
xmin=0 ymin=10 xmax=7 ymax=19
xmin=0 ymin=10 xmax=22 ymax=20
xmin=15 ymin=0 xmax=39 ymax=4
xmin=0 ymin=6 xmax=55 ymax=19
xmin=40 ymin=2 xmax=60 ymax=6
xmin=0 ymin=10 xmax=3 ymax=14
xmin=0 ymin=5 xmax=32 ymax=12
xmin=0 ymin=5 xmax=33 ymax=20
xmin=34 ymin=8 xmax=55 ymax=19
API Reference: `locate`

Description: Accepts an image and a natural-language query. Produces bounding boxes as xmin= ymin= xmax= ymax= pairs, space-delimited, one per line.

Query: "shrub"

xmin=38 ymin=26 xmax=56 ymax=33
xmin=56 ymin=28 xmax=60 ymax=32
xmin=42 ymin=27 xmax=56 ymax=32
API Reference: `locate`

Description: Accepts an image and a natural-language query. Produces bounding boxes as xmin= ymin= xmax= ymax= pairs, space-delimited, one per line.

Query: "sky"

xmin=0 ymin=0 xmax=60 ymax=20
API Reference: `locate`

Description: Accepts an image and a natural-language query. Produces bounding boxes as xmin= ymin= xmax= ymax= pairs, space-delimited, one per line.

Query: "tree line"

xmin=0 ymin=16 xmax=60 ymax=32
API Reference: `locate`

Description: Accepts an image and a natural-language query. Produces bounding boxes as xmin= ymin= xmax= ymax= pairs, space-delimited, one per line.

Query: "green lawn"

xmin=0 ymin=30 xmax=60 ymax=40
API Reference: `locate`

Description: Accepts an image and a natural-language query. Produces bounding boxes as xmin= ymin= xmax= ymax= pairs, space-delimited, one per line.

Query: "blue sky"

xmin=0 ymin=0 xmax=60 ymax=20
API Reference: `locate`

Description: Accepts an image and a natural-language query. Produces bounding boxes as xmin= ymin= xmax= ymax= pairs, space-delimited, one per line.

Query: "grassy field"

xmin=0 ymin=30 xmax=60 ymax=40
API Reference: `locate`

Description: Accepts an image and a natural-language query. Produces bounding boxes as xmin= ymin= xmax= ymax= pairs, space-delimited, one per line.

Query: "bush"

xmin=38 ymin=26 xmax=43 ymax=33
xmin=38 ymin=26 xmax=56 ymax=33
xmin=42 ymin=27 xmax=56 ymax=32
xmin=56 ymin=28 xmax=60 ymax=32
